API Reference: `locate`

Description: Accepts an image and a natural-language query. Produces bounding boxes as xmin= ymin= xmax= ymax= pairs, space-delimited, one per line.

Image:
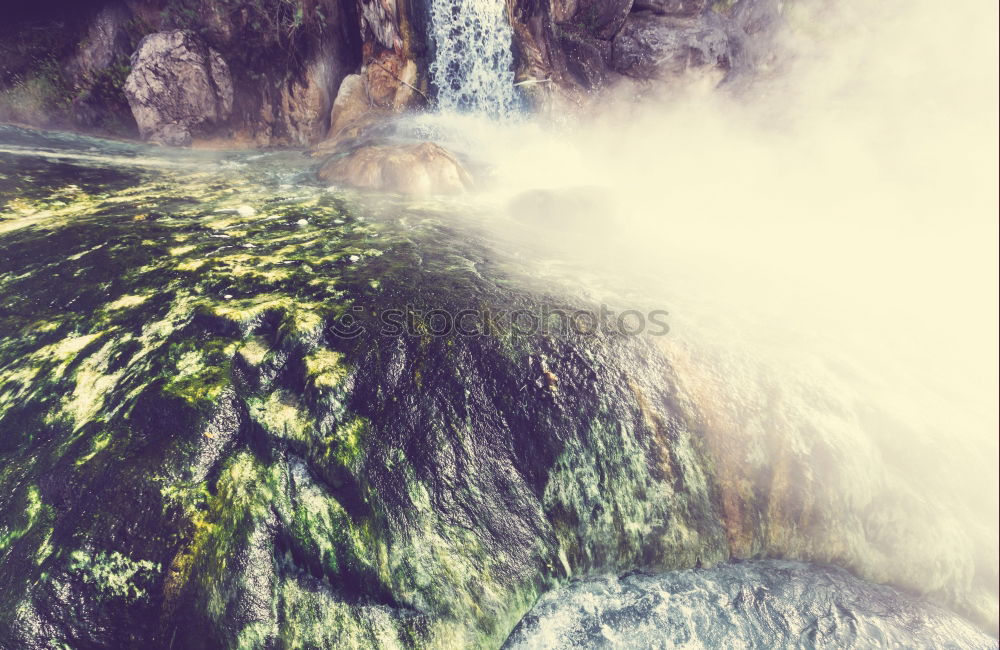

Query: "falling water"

xmin=427 ymin=0 xmax=519 ymax=117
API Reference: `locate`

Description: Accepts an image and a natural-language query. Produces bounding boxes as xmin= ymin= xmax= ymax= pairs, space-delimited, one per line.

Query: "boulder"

xmin=612 ymin=12 xmax=731 ymax=79
xmin=318 ymin=61 xmax=424 ymax=150
xmin=123 ymin=30 xmax=234 ymax=146
xmin=318 ymin=142 xmax=472 ymax=195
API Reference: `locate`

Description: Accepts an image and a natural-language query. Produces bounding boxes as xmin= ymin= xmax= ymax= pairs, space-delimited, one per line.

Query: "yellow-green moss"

xmin=0 ymin=486 xmax=45 ymax=552
xmin=68 ymin=550 xmax=160 ymax=602
xmin=248 ymin=390 xmax=313 ymax=442
xmin=304 ymin=348 xmax=348 ymax=390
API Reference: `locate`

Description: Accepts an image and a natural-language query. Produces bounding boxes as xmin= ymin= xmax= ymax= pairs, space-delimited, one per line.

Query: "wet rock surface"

xmin=631 ymin=0 xmax=706 ymax=16
xmin=612 ymin=11 xmax=731 ymax=79
xmin=504 ymin=561 xmax=1000 ymax=649
xmin=0 ymin=125 xmax=996 ymax=648
xmin=0 ymin=125 xmax=722 ymax=647
xmin=123 ymin=30 xmax=233 ymax=146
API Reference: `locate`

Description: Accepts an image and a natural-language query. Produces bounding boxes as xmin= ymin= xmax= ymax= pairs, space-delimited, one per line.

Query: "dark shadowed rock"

xmin=555 ymin=26 xmax=611 ymax=89
xmin=568 ymin=0 xmax=635 ymax=40
xmin=123 ymin=30 xmax=234 ymax=146
xmin=631 ymin=0 xmax=707 ymax=17
xmin=69 ymin=3 xmax=132 ymax=80
xmin=612 ymin=12 xmax=731 ymax=79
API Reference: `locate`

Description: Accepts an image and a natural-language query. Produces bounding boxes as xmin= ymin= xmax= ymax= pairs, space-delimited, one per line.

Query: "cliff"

xmin=0 ymin=0 xmax=787 ymax=145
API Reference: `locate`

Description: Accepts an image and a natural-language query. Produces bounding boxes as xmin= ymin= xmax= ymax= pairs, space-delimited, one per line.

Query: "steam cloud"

xmin=406 ymin=0 xmax=998 ymax=620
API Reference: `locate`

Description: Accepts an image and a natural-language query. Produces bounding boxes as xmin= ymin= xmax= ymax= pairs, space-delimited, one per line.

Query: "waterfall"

xmin=427 ymin=0 xmax=518 ymax=118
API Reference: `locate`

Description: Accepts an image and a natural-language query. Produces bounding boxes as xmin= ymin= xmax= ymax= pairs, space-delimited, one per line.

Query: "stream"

xmin=0 ymin=122 xmax=996 ymax=648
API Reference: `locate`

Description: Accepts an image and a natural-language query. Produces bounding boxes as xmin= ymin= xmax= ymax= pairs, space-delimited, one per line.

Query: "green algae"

xmin=0 ymin=486 xmax=45 ymax=552
xmin=159 ymin=450 xmax=403 ymax=648
xmin=248 ymin=391 xmax=313 ymax=442
xmin=304 ymin=348 xmax=348 ymax=390
xmin=74 ymin=430 xmax=111 ymax=466
xmin=327 ymin=416 xmax=367 ymax=467
xmin=163 ymin=342 xmax=238 ymax=410
xmin=0 ymin=127 xmax=766 ymax=648
xmin=68 ymin=550 xmax=160 ymax=603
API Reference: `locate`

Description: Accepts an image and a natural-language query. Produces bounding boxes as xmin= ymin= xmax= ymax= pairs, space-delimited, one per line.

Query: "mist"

xmin=395 ymin=0 xmax=1000 ymax=616
xmin=434 ymin=0 xmax=999 ymax=437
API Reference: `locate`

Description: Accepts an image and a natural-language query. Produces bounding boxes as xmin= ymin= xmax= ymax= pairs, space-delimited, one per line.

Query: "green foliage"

xmin=160 ymin=0 xmax=332 ymax=67
xmin=0 ymin=61 xmax=71 ymax=126
xmin=70 ymin=56 xmax=136 ymax=135
xmin=0 ymin=12 xmax=137 ymax=135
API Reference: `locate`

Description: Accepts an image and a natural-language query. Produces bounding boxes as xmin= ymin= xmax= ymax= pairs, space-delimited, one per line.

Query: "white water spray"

xmin=427 ymin=0 xmax=519 ymax=117
xmin=396 ymin=0 xmax=999 ymax=628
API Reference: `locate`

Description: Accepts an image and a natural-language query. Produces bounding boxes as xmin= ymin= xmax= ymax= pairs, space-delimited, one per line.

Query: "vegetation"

xmin=0 ymin=20 xmax=76 ymax=128
xmin=0 ymin=9 xmax=139 ymax=135
xmin=155 ymin=0 xmax=345 ymax=74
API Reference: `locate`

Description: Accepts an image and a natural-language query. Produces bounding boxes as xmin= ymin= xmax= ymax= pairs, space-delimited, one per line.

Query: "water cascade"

xmin=427 ymin=0 xmax=519 ymax=117
xmin=0 ymin=0 xmax=996 ymax=646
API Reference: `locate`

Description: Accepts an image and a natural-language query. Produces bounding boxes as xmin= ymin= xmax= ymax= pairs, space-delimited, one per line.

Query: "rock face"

xmin=509 ymin=0 xmax=784 ymax=103
xmin=280 ymin=53 xmax=338 ymax=146
xmin=123 ymin=31 xmax=234 ymax=146
xmin=1 ymin=0 xmax=788 ymax=143
xmin=365 ymin=51 xmax=420 ymax=110
xmin=566 ymin=0 xmax=635 ymax=40
xmin=318 ymin=142 xmax=473 ymax=195
xmin=69 ymin=4 xmax=132 ymax=79
xmin=358 ymin=0 xmax=404 ymax=52
xmin=328 ymin=74 xmax=371 ymax=138
xmin=612 ymin=12 xmax=731 ymax=79
xmin=553 ymin=26 xmax=611 ymax=90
